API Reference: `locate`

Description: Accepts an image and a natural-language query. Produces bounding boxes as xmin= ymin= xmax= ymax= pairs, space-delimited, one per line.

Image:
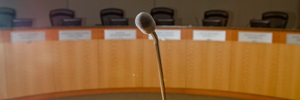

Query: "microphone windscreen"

xmin=135 ymin=12 xmax=156 ymax=34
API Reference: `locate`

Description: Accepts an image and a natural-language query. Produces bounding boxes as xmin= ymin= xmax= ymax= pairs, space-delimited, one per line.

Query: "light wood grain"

xmin=278 ymin=44 xmax=300 ymax=99
xmin=98 ymin=40 xmax=143 ymax=88
xmin=143 ymin=40 xmax=186 ymax=88
xmin=1 ymin=28 xmax=300 ymax=100
xmin=53 ymin=40 xmax=99 ymax=91
xmin=5 ymin=42 xmax=56 ymax=98
xmin=230 ymin=42 xmax=284 ymax=98
xmin=186 ymin=41 xmax=231 ymax=91
xmin=142 ymin=40 xmax=159 ymax=87
xmin=0 ymin=32 xmax=7 ymax=99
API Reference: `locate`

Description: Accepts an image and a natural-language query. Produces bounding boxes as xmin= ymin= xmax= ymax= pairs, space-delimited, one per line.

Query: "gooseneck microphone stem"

xmin=151 ymin=32 xmax=167 ymax=100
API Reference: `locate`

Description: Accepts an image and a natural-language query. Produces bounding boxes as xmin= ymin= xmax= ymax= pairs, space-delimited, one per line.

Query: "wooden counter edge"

xmin=7 ymin=88 xmax=288 ymax=100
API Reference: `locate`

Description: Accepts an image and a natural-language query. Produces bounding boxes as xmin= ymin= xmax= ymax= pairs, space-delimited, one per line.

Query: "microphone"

xmin=135 ymin=12 xmax=167 ymax=100
xmin=135 ymin=12 xmax=156 ymax=34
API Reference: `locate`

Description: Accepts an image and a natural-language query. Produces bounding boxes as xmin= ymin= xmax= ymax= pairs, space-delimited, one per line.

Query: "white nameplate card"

xmin=193 ymin=30 xmax=226 ymax=41
xmin=11 ymin=31 xmax=46 ymax=43
xmin=287 ymin=33 xmax=300 ymax=44
xmin=104 ymin=30 xmax=136 ymax=40
xmin=238 ymin=32 xmax=273 ymax=43
xmin=148 ymin=30 xmax=181 ymax=40
xmin=59 ymin=30 xmax=92 ymax=41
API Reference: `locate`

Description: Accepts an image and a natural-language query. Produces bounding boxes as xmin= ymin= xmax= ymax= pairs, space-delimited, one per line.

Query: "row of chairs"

xmin=203 ymin=10 xmax=288 ymax=28
xmin=50 ymin=7 xmax=176 ymax=26
xmin=0 ymin=7 xmax=289 ymax=28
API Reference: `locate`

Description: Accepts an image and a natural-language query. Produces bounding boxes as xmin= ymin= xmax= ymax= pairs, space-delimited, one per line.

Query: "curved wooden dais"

xmin=0 ymin=27 xmax=299 ymax=100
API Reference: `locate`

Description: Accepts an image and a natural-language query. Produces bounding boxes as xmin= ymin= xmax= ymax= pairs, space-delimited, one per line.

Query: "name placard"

xmin=104 ymin=30 xmax=136 ymax=40
xmin=149 ymin=30 xmax=181 ymax=40
xmin=238 ymin=32 xmax=273 ymax=43
xmin=11 ymin=32 xmax=46 ymax=43
xmin=193 ymin=30 xmax=226 ymax=41
xmin=287 ymin=33 xmax=300 ymax=44
xmin=59 ymin=30 xmax=92 ymax=41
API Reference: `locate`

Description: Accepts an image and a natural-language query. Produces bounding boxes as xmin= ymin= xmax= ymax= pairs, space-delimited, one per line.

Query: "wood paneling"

xmin=230 ymin=42 xmax=282 ymax=98
xmin=0 ymin=32 xmax=7 ymax=99
xmin=52 ymin=29 xmax=100 ymax=91
xmin=143 ymin=40 xmax=186 ymax=88
xmin=186 ymin=41 xmax=231 ymax=91
xmin=1 ymin=27 xmax=300 ymax=99
xmin=98 ymin=40 xmax=143 ymax=88
xmin=53 ymin=40 xmax=99 ymax=91
xmin=278 ymin=44 xmax=300 ymax=99
xmin=142 ymin=40 xmax=159 ymax=87
xmin=5 ymin=41 xmax=56 ymax=98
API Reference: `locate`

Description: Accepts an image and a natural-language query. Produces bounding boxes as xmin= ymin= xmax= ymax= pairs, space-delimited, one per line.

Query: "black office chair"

xmin=250 ymin=19 xmax=271 ymax=28
xmin=203 ymin=9 xmax=228 ymax=27
xmin=202 ymin=19 xmax=222 ymax=26
xmin=50 ymin=9 xmax=75 ymax=26
xmin=100 ymin=8 xmax=128 ymax=26
xmin=155 ymin=19 xmax=175 ymax=25
xmin=0 ymin=7 xmax=16 ymax=28
xmin=13 ymin=18 xmax=33 ymax=27
xmin=262 ymin=11 xmax=288 ymax=28
xmin=110 ymin=18 xmax=128 ymax=26
xmin=62 ymin=18 xmax=82 ymax=26
xmin=150 ymin=7 xmax=175 ymax=25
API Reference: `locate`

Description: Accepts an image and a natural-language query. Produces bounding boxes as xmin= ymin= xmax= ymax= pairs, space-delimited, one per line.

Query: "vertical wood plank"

xmin=4 ymin=30 xmax=56 ymax=98
xmin=143 ymin=40 xmax=187 ymax=88
xmin=53 ymin=29 xmax=100 ymax=92
xmin=186 ymin=41 xmax=231 ymax=91
xmin=230 ymin=42 xmax=281 ymax=97
xmin=5 ymin=41 xmax=56 ymax=98
xmin=143 ymin=40 xmax=159 ymax=87
xmin=278 ymin=44 xmax=300 ymax=99
xmin=0 ymin=31 xmax=7 ymax=99
xmin=98 ymin=40 xmax=143 ymax=88
xmin=53 ymin=40 xmax=100 ymax=91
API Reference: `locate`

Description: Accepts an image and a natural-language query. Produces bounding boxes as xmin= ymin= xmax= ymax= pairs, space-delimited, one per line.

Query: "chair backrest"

xmin=13 ymin=18 xmax=33 ymax=27
xmin=204 ymin=9 xmax=228 ymax=26
xmin=155 ymin=19 xmax=175 ymax=25
xmin=151 ymin=7 xmax=175 ymax=25
xmin=110 ymin=18 xmax=128 ymax=26
xmin=62 ymin=18 xmax=82 ymax=26
xmin=202 ymin=19 xmax=222 ymax=27
xmin=262 ymin=11 xmax=288 ymax=28
xmin=250 ymin=19 xmax=271 ymax=28
xmin=0 ymin=7 xmax=16 ymax=28
xmin=151 ymin=7 xmax=174 ymax=19
xmin=100 ymin=8 xmax=126 ymax=25
xmin=50 ymin=9 xmax=75 ymax=26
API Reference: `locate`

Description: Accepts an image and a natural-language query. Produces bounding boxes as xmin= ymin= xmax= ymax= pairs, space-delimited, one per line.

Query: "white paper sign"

xmin=11 ymin=32 xmax=46 ymax=43
xmin=148 ymin=30 xmax=181 ymax=40
xmin=238 ymin=32 xmax=273 ymax=43
xmin=287 ymin=34 xmax=300 ymax=44
xmin=104 ymin=30 xmax=136 ymax=40
xmin=59 ymin=30 xmax=92 ymax=41
xmin=193 ymin=30 xmax=226 ymax=41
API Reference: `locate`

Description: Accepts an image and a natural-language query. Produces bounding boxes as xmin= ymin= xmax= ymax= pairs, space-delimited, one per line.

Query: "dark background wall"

xmin=0 ymin=0 xmax=299 ymax=28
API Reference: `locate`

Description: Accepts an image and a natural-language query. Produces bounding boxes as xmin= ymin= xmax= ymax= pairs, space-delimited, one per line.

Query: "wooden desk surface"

xmin=0 ymin=27 xmax=300 ymax=100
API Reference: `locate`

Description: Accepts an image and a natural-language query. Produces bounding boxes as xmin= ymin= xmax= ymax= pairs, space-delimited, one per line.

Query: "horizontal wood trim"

xmin=8 ymin=88 xmax=288 ymax=100
xmin=1 ymin=27 xmax=300 ymax=43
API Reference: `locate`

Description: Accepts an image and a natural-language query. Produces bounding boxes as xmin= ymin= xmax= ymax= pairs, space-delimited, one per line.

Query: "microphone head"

xmin=135 ymin=12 xmax=156 ymax=34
